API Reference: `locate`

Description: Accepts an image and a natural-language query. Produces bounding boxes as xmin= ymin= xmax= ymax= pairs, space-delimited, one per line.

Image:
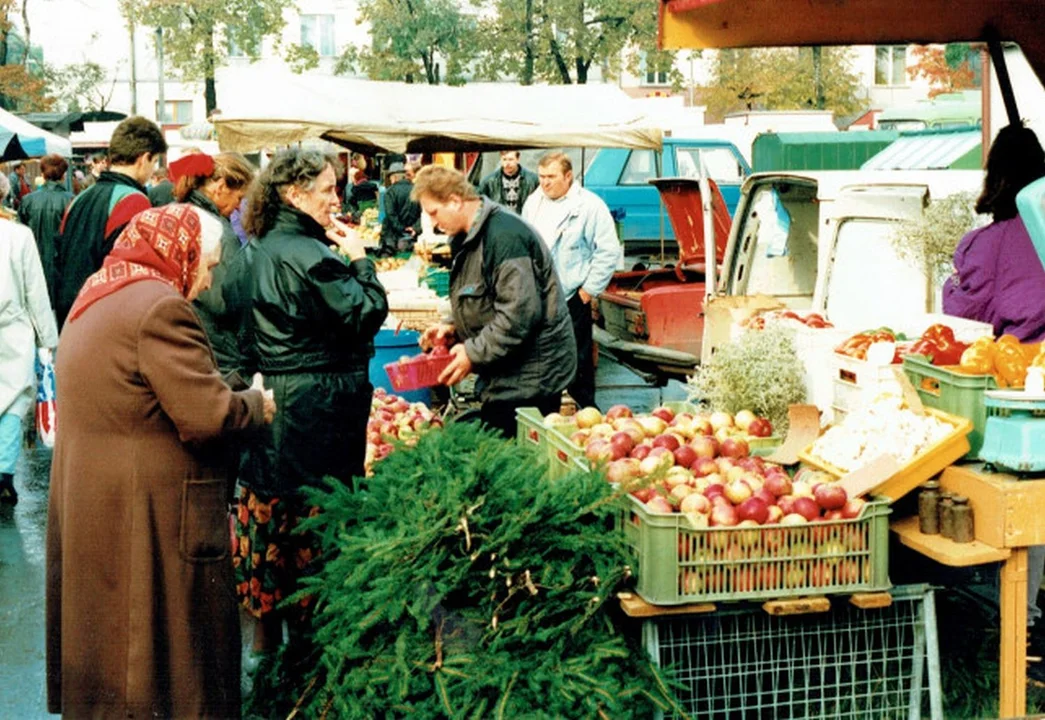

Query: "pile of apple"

xmin=545 ymin=403 xmax=773 ymax=469
xmin=365 ymin=388 xmax=443 ymax=473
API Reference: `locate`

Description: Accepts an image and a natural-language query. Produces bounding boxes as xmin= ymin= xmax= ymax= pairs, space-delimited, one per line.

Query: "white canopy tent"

xmin=213 ymin=66 xmax=662 ymax=153
xmin=0 ymin=106 xmax=72 ymax=157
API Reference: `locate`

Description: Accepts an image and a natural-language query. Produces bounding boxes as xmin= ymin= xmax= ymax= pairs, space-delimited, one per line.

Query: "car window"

xmin=826 ymin=219 xmax=928 ymax=329
xmin=618 ymin=149 xmax=658 ymax=185
xmin=676 ymin=147 xmax=744 ymax=182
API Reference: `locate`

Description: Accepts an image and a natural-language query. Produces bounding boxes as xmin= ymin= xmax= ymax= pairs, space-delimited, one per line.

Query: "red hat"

xmin=168 ymin=153 xmax=214 ymax=183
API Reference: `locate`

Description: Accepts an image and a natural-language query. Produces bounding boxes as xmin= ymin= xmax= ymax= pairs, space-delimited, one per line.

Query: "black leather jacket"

xmin=241 ymin=206 xmax=388 ymax=375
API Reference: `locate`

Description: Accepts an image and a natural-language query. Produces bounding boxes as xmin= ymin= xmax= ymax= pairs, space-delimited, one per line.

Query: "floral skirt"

xmin=232 ymin=486 xmax=320 ymax=620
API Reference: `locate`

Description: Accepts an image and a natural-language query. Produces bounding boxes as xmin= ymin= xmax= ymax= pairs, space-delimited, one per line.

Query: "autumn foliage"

xmin=910 ymin=45 xmax=978 ymax=98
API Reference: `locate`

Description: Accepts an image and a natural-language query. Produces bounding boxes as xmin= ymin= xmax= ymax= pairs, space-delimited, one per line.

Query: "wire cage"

xmin=645 ymin=584 xmax=941 ymax=720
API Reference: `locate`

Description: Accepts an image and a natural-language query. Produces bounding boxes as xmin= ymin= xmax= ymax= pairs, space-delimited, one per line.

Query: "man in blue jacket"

xmin=522 ymin=151 xmax=622 ymax=410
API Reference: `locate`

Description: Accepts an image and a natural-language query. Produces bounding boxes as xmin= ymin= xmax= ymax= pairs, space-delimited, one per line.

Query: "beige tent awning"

xmin=214 ymin=68 xmax=662 ymax=153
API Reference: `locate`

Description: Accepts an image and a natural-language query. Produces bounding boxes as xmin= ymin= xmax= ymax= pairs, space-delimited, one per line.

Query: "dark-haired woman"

xmin=943 ymin=123 xmax=1045 ymax=669
xmin=170 ymin=151 xmax=255 ymax=374
xmin=944 ymin=124 xmax=1045 ymax=340
xmin=234 ymin=148 xmax=387 ymax=658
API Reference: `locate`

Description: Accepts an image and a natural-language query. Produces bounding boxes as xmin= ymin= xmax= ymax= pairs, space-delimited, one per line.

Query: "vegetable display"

xmin=958 ymin=334 xmax=1041 ymax=388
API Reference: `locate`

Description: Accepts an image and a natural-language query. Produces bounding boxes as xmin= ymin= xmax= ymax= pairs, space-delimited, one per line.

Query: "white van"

xmin=720 ymin=170 xmax=986 ymax=333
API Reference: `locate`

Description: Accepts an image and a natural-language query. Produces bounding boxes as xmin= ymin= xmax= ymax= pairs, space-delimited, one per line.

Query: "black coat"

xmin=379 ymin=178 xmax=421 ymax=252
xmin=239 ymin=206 xmax=388 ymax=495
xmin=19 ymin=181 xmax=73 ymax=308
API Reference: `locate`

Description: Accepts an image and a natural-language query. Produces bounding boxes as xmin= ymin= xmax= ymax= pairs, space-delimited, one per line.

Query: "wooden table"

xmin=892 ymin=463 xmax=1045 ymax=718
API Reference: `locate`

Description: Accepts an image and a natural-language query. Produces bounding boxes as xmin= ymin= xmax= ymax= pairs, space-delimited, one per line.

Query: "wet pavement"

xmin=0 ymin=443 xmax=51 ymax=718
xmin=0 ymin=356 xmax=689 ymax=718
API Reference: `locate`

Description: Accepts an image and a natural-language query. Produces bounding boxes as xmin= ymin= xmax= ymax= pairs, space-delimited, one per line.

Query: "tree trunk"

xmin=522 ymin=0 xmax=534 ymax=86
xmin=576 ymin=57 xmax=589 ymax=84
xmin=812 ymin=46 xmax=825 ymax=109
xmin=547 ymin=35 xmax=572 ymax=83
xmin=204 ymin=23 xmax=216 ymax=115
xmin=20 ymin=0 xmax=29 ymax=64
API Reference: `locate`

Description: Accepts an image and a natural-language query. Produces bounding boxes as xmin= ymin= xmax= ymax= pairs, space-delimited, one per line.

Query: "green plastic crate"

xmin=515 ymin=407 xmax=585 ymax=480
xmin=620 ymin=495 xmax=891 ymax=605
xmin=902 ymin=355 xmax=997 ymax=458
xmin=422 ymin=267 xmax=451 ymax=297
xmin=545 ymin=422 xmax=588 ymax=479
xmin=645 ymin=584 xmax=941 ymax=720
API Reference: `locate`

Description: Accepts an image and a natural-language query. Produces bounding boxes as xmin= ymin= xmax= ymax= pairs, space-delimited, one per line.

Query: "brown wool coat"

xmin=46 ymin=280 xmax=265 ymax=719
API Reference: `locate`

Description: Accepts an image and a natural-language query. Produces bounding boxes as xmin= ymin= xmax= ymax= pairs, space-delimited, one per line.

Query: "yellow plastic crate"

xmin=798 ymin=407 xmax=972 ymax=502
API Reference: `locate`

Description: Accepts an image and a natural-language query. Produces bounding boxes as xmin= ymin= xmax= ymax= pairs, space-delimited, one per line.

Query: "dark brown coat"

xmin=46 ymin=280 xmax=265 ymax=718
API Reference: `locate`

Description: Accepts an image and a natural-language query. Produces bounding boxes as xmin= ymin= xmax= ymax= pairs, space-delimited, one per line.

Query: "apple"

xmin=670 ymin=484 xmax=696 ymax=502
xmin=709 ymin=411 xmax=734 ymax=431
xmin=691 ymin=457 xmax=719 ymax=478
xmin=651 ymin=406 xmax=675 ymax=423
xmin=704 ymin=482 xmax=726 ymax=499
xmin=823 ymin=510 xmax=845 ymax=521
xmin=754 ymin=487 xmax=776 ymax=507
xmin=651 ymin=434 xmax=681 ymax=452
xmin=690 ymin=417 xmax=713 ymax=436
xmin=776 ymin=494 xmax=797 ymax=516
xmin=719 ymin=437 xmax=750 ymax=459
xmin=841 ymin=498 xmax=867 ymax=519
xmin=584 ymin=439 xmax=613 ymax=463
xmin=726 ymin=466 xmax=747 ymax=483
xmin=791 ymin=480 xmax=815 ymax=498
xmin=636 ymin=416 xmax=668 ymax=437
xmin=766 ymin=505 xmax=784 ymax=524
xmin=639 ymin=455 xmax=666 ymax=477
xmin=764 ymin=473 xmax=793 ymax=498
xmin=605 ymin=458 xmax=642 ymax=484
xmin=609 ymin=431 xmax=635 ymax=455
xmin=793 ymin=496 xmax=821 ymax=522
xmin=542 ymin=412 xmax=565 ymax=426
xmin=664 ymin=466 xmax=693 ymax=488
xmin=715 ymin=457 xmax=735 ymax=473
xmin=737 ymin=497 xmax=770 ymax=524
xmin=617 ymin=420 xmax=646 ymax=445
xmin=737 ymin=457 xmax=763 ymax=473
xmin=569 ymin=430 xmax=591 ymax=447
xmin=735 ymin=409 xmax=757 ymax=430
xmin=748 ymin=417 xmax=774 ymax=438
xmin=631 ymin=487 xmax=654 ymax=503
xmin=724 ymin=479 xmax=753 ymax=504
xmin=605 ymin=404 xmax=633 ymax=421
xmin=710 ymin=503 xmax=739 ymax=527
xmin=814 ymin=483 xmax=848 ymax=511
xmin=646 ymin=495 xmax=674 ymax=514
xmin=630 ymin=444 xmax=651 ymax=461
xmin=590 ymin=422 xmax=615 ymax=438
xmin=670 ymin=412 xmax=694 ymax=426
xmin=780 ymin=513 xmax=809 ymax=526
xmin=690 ymin=435 xmax=719 ymax=460
xmin=574 ymin=407 xmax=603 ymax=429
xmin=673 ymin=445 xmax=698 ymax=468
xmin=680 ymin=493 xmax=712 ymax=514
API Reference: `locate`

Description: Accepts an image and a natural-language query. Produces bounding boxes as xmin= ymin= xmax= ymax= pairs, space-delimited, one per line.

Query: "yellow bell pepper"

xmin=995 ymin=341 xmax=1029 ymax=388
xmin=959 ymin=336 xmax=996 ymax=375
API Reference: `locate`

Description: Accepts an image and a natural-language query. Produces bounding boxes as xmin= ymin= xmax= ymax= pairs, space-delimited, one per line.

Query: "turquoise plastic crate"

xmin=645 ymin=584 xmax=942 ymax=720
xmin=1017 ymin=175 xmax=1045 ymax=271
xmin=980 ymin=393 xmax=1045 ymax=472
xmin=422 ymin=267 xmax=450 ymax=297
xmin=902 ymin=355 xmax=997 ymax=458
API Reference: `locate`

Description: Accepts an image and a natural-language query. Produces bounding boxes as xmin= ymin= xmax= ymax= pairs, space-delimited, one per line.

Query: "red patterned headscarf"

xmin=67 ymin=204 xmax=204 ymax=323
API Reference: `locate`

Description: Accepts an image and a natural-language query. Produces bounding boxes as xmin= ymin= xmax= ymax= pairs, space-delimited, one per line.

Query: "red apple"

xmin=735 ymin=409 xmax=757 ymax=431
xmin=754 ymin=487 xmax=776 ymax=507
xmin=766 ymin=505 xmax=784 ymax=524
xmin=606 ymin=458 xmax=642 ymax=484
xmin=690 ymin=417 xmax=713 ymax=436
xmin=651 ymin=406 xmax=675 ymax=423
xmin=777 ymin=494 xmax=797 ymax=515
xmin=823 ymin=509 xmax=845 ymax=521
xmin=724 ymin=479 xmax=753 ymax=504
xmin=793 ymin=496 xmax=821 ymax=522
xmin=584 ymin=439 xmax=613 ymax=463
xmin=841 ymin=498 xmax=867 ymax=519
xmin=680 ymin=493 xmax=711 ymax=514
xmin=605 ymin=404 xmax=633 ymax=421
xmin=690 ymin=435 xmax=719 ymax=460
xmin=719 ymin=437 xmax=750 ymax=459
xmin=748 ymin=417 xmax=774 ymax=438
xmin=569 ymin=430 xmax=591 ymax=447
xmin=704 ymin=482 xmax=726 ymax=499
xmin=639 ymin=455 xmax=666 ymax=476
xmin=652 ymin=434 xmax=681 ymax=452
xmin=737 ymin=497 xmax=770 ymax=524
xmin=691 ymin=457 xmax=719 ymax=478
xmin=814 ymin=483 xmax=848 ymax=511
xmin=670 ymin=484 xmax=696 ymax=503
xmin=764 ymin=473 xmax=793 ymax=497
xmin=673 ymin=445 xmax=698 ymax=468
xmin=630 ymin=444 xmax=651 ymax=461
xmin=632 ymin=487 xmax=654 ymax=503
xmin=609 ymin=431 xmax=635 ymax=455
xmin=710 ymin=503 xmax=739 ymax=527
xmin=636 ymin=416 xmax=668 ymax=437
xmin=645 ymin=495 xmax=674 ymax=514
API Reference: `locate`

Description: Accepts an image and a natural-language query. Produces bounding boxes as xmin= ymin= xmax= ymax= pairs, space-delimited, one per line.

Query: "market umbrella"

xmin=0 ymin=128 xmax=30 ymax=161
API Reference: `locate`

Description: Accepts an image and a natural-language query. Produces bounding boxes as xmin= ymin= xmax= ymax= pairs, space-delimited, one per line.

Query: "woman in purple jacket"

xmin=943 ymin=124 xmax=1045 ymax=341
xmin=943 ymin=123 xmax=1045 ymax=675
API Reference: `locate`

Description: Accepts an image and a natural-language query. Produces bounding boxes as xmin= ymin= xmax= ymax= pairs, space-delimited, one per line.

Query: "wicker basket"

xmin=389 ymin=307 xmax=445 ymax=332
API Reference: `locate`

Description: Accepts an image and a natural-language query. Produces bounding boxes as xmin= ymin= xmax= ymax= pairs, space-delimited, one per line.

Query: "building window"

xmin=156 ymin=100 xmax=193 ymax=124
xmin=875 ymin=45 xmax=907 ymax=86
xmin=301 ymin=14 xmax=335 ymax=57
xmin=638 ymin=51 xmax=670 ymax=86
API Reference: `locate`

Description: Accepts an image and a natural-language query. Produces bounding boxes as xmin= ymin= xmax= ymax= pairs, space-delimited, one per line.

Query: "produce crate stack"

xmin=644 ymin=584 xmax=941 ymax=720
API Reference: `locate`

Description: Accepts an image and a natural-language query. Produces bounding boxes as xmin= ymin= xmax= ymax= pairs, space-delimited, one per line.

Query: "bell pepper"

xmin=918 ymin=324 xmax=968 ymax=365
xmin=995 ymin=341 xmax=1029 ymax=388
xmin=959 ymin=337 xmax=996 ymax=375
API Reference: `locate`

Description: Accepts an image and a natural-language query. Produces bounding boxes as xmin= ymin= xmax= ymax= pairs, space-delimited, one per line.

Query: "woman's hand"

xmin=325 ymin=215 xmax=366 ymax=261
xmin=438 ymin=344 xmax=472 ymax=387
xmin=420 ymin=323 xmax=456 ymax=351
xmin=252 ymin=372 xmax=277 ymax=424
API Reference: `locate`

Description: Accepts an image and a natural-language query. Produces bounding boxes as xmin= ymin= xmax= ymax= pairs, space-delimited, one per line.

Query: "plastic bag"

xmin=35 ymin=348 xmax=56 ymax=448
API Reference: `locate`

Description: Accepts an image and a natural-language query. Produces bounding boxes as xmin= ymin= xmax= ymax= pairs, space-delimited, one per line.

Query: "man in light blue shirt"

xmin=522 ymin=151 xmax=622 ymax=409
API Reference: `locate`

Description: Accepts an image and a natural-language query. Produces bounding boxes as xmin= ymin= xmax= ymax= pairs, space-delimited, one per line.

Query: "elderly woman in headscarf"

xmin=46 ymin=203 xmax=276 ymax=719
xmin=0 ymin=171 xmax=57 ymax=504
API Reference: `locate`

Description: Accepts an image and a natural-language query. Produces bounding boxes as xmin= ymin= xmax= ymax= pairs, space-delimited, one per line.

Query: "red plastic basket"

xmin=384 ymin=354 xmax=453 ymax=392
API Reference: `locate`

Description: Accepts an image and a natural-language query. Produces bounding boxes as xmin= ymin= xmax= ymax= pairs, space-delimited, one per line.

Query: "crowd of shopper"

xmin=0 ymin=112 xmax=631 ymax=715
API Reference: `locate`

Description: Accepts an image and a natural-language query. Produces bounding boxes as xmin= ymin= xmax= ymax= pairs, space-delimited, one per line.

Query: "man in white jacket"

xmin=522 ymin=152 xmax=622 ymax=410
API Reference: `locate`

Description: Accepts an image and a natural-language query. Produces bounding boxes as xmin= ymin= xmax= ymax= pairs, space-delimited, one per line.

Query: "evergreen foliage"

xmin=247 ymin=421 xmax=683 ymax=719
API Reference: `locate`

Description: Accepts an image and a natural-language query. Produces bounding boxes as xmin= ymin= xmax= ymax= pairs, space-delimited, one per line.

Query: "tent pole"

xmin=986 ymin=28 xmax=1021 ymax=127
